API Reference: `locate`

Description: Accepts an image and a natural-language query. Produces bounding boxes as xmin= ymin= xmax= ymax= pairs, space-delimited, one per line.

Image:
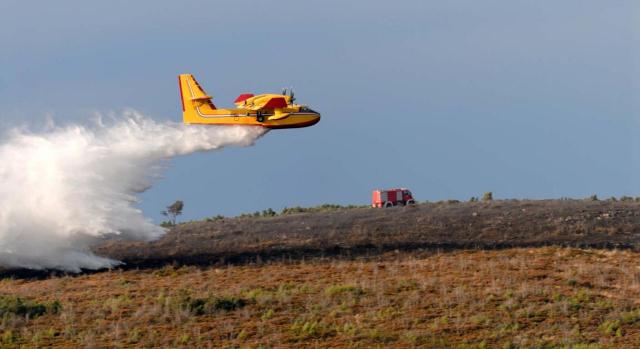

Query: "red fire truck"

xmin=371 ymin=188 xmax=415 ymax=208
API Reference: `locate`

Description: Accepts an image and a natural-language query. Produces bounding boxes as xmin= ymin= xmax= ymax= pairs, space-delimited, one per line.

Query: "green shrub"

xmin=482 ymin=192 xmax=493 ymax=202
xmin=281 ymin=206 xmax=304 ymax=215
xmin=0 ymin=296 xmax=59 ymax=318
xmin=159 ymin=221 xmax=174 ymax=228
xmin=212 ymin=296 xmax=247 ymax=311
xmin=2 ymin=330 xmax=16 ymax=344
xmin=213 ymin=204 xmax=369 ymax=220
xmin=261 ymin=309 xmax=275 ymax=320
xmin=599 ymin=319 xmax=621 ymax=336
xmin=620 ymin=309 xmax=640 ymax=324
xmin=367 ymin=328 xmax=398 ymax=343
xmin=290 ymin=320 xmax=335 ymax=339
xmin=205 ymin=214 xmax=225 ymax=222
xmin=187 ymin=296 xmax=247 ymax=315
xmin=281 ymin=204 xmax=365 ymax=216
xmin=567 ymin=344 xmax=602 ymax=349
xmin=325 ymin=284 xmax=364 ymax=297
xmin=261 ymin=208 xmax=276 ymax=217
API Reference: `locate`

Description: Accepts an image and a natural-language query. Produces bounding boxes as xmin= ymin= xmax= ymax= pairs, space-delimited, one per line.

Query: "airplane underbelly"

xmin=185 ymin=113 xmax=320 ymax=129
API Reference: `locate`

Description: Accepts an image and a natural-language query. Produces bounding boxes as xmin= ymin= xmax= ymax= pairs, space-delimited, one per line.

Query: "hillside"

xmin=95 ymin=199 xmax=640 ymax=268
xmin=2 ymin=199 xmax=640 ymax=348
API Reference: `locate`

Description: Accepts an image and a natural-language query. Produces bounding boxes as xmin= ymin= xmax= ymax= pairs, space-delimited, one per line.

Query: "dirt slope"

xmin=95 ymin=199 xmax=640 ymax=268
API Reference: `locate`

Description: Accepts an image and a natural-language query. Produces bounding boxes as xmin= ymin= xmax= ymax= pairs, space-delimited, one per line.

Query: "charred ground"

xmin=95 ymin=199 xmax=640 ymax=268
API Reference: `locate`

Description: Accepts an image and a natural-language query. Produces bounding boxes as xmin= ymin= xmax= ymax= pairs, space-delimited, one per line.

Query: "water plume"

xmin=0 ymin=110 xmax=266 ymax=271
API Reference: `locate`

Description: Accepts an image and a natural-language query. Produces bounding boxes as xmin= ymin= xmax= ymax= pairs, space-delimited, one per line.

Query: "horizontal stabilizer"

xmin=191 ymin=95 xmax=212 ymax=101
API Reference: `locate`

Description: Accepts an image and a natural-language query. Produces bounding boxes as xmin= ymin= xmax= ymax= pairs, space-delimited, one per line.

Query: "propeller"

xmin=289 ymin=87 xmax=296 ymax=104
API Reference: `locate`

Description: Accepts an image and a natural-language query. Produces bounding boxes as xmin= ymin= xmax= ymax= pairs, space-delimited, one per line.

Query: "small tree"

xmin=482 ymin=192 xmax=493 ymax=202
xmin=261 ymin=208 xmax=276 ymax=217
xmin=162 ymin=200 xmax=184 ymax=226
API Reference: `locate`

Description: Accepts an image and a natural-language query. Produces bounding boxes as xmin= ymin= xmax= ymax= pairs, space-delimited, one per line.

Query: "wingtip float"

xmin=178 ymin=74 xmax=320 ymax=129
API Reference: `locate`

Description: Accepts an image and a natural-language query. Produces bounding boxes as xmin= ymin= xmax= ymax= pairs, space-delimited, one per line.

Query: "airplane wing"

xmin=240 ymin=95 xmax=291 ymax=120
xmin=231 ymin=94 xmax=292 ymax=120
xmin=246 ymin=96 xmax=288 ymax=110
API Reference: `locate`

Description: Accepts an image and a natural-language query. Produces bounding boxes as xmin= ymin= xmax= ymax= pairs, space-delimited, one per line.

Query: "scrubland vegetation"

xmin=5 ymin=199 xmax=640 ymax=347
xmin=207 ymin=204 xmax=369 ymax=221
xmin=2 ymin=247 xmax=640 ymax=348
xmin=96 ymin=199 xmax=640 ymax=268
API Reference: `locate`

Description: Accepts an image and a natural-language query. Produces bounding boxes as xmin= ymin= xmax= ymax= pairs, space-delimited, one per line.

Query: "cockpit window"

xmin=300 ymin=107 xmax=317 ymax=113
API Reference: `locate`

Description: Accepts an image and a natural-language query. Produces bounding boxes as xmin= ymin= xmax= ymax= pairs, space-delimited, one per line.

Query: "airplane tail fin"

xmin=178 ymin=74 xmax=217 ymax=124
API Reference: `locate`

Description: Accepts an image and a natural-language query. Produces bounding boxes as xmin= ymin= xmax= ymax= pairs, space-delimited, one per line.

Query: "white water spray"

xmin=0 ymin=110 xmax=266 ymax=271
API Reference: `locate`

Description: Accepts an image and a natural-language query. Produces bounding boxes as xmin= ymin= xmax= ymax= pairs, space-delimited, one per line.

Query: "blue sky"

xmin=1 ymin=1 xmax=639 ymax=222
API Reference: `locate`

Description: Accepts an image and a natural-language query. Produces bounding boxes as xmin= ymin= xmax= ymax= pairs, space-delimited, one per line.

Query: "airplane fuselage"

xmin=179 ymin=74 xmax=320 ymax=129
xmin=183 ymin=107 xmax=321 ymax=129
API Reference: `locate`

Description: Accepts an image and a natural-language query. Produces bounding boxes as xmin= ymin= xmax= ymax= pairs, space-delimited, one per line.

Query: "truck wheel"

xmin=257 ymin=114 xmax=265 ymax=122
xmin=384 ymin=201 xmax=393 ymax=208
xmin=406 ymin=199 xmax=416 ymax=205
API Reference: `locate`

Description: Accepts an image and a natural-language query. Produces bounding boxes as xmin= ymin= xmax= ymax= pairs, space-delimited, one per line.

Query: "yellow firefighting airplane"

xmin=178 ymin=74 xmax=320 ymax=129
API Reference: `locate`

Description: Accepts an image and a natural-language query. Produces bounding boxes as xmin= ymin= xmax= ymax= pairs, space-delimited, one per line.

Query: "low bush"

xmin=0 ymin=296 xmax=60 ymax=318
xmin=159 ymin=221 xmax=176 ymax=228
xmin=205 ymin=214 xmax=225 ymax=222
xmin=187 ymin=296 xmax=248 ymax=315
xmin=261 ymin=208 xmax=277 ymax=217
xmin=324 ymin=284 xmax=364 ymax=297
xmin=290 ymin=320 xmax=335 ymax=339
xmin=281 ymin=204 xmax=365 ymax=215
xmin=599 ymin=319 xmax=621 ymax=336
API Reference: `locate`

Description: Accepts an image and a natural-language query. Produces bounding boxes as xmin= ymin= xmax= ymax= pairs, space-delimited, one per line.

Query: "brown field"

xmin=2 ymin=199 xmax=640 ymax=348
xmin=2 ymin=248 xmax=640 ymax=348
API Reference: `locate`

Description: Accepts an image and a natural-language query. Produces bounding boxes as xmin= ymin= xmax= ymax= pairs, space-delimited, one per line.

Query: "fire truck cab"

xmin=372 ymin=188 xmax=415 ymax=208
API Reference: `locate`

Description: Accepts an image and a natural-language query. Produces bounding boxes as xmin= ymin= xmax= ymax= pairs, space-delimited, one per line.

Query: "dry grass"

xmin=1 ymin=247 xmax=640 ymax=348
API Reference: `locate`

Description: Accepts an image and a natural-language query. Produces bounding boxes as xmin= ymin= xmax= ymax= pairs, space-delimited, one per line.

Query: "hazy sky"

xmin=1 ymin=1 xmax=639 ymax=222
